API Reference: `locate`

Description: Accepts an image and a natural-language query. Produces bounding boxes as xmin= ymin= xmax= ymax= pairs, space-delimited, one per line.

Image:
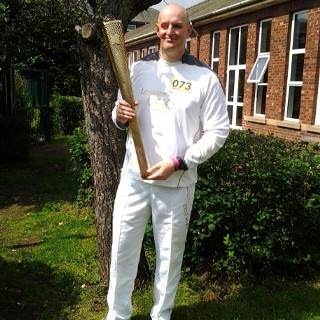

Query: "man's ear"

xmin=187 ymin=24 xmax=192 ymax=36
xmin=187 ymin=21 xmax=193 ymax=36
xmin=155 ymin=23 xmax=160 ymax=37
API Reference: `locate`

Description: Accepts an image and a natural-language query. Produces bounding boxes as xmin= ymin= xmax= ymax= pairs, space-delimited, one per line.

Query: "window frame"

xmin=127 ymin=52 xmax=132 ymax=66
xmin=148 ymin=46 xmax=156 ymax=55
xmin=250 ymin=19 xmax=272 ymax=117
xmin=185 ymin=38 xmax=191 ymax=53
xmin=140 ymin=48 xmax=145 ymax=59
xmin=132 ymin=50 xmax=138 ymax=62
xmin=284 ymin=10 xmax=308 ymax=122
xmin=211 ymin=31 xmax=220 ymax=73
xmin=226 ymin=24 xmax=248 ymax=128
xmin=247 ymin=55 xmax=269 ymax=83
xmin=127 ymin=24 xmax=136 ymax=32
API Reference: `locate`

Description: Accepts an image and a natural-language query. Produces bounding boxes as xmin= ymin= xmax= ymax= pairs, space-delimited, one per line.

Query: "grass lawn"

xmin=0 ymin=140 xmax=319 ymax=320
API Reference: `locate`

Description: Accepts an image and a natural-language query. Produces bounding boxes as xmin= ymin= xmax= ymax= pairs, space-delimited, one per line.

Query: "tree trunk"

xmin=78 ymin=26 xmax=125 ymax=282
xmin=76 ymin=0 xmax=160 ymax=285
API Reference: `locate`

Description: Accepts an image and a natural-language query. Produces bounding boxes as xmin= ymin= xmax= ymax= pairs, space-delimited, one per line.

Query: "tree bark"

xmin=76 ymin=0 xmax=160 ymax=285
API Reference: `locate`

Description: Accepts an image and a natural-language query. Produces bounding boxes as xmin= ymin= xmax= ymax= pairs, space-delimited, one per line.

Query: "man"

xmin=106 ymin=3 xmax=229 ymax=320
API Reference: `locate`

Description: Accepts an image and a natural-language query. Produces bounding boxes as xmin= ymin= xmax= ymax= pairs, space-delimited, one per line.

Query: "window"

xmin=248 ymin=56 xmax=269 ymax=83
xmin=148 ymin=46 xmax=156 ymax=55
xmin=185 ymin=38 xmax=191 ymax=53
xmin=211 ymin=31 xmax=220 ymax=73
xmin=285 ymin=11 xmax=308 ymax=121
xmin=127 ymin=24 xmax=136 ymax=32
xmin=133 ymin=50 xmax=138 ymax=62
xmin=226 ymin=25 xmax=248 ymax=128
xmin=248 ymin=19 xmax=271 ymax=116
xmin=140 ymin=48 xmax=145 ymax=59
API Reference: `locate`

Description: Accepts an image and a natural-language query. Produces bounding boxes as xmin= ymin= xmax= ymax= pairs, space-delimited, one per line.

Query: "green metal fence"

xmin=15 ymin=69 xmax=50 ymax=142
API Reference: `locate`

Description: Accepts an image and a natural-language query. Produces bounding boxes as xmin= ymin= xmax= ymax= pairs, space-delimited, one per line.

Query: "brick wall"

xmin=198 ymin=32 xmax=211 ymax=66
xmin=218 ymin=29 xmax=228 ymax=89
xmin=126 ymin=0 xmax=320 ymax=142
xmin=266 ymin=14 xmax=290 ymax=121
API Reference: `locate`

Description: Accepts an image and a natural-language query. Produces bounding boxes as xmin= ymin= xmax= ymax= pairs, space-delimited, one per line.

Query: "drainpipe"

xmin=190 ymin=21 xmax=200 ymax=59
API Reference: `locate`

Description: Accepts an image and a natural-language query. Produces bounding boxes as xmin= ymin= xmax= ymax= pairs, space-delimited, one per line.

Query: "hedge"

xmin=70 ymin=127 xmax=320 ymax=279
xmin=184 ymin=130 xmax=320 ymax=279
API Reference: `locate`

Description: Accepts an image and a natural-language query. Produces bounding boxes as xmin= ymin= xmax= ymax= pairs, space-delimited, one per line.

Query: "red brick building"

xmin=125 ymin=0 xmax=320 ymax=142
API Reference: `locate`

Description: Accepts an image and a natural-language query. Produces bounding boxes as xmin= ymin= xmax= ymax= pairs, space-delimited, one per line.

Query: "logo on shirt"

xmin=140 ymin=77 xmax=193 ymax=112
xmin=148 ymin=95 xmax=174 ymax=112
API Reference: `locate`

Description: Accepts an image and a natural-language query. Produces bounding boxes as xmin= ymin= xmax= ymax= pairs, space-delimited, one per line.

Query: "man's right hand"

xmin=116 ymin=99 xmax=136 ymax=126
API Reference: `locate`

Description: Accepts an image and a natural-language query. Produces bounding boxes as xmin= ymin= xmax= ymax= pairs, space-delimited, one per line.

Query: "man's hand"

xmin=146 ymin=160 xmax=175 ymax=180
xmin=116 ymin=99 xmax=136 ymax=126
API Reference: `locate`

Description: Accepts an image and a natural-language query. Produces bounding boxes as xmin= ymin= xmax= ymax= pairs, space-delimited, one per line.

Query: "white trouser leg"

xmin=150 ymin=184 xmax=195 ymax=320
xmin=107 ymin=176 xmax=151 ymax=320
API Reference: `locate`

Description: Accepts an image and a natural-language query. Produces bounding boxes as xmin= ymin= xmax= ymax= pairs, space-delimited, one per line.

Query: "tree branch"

xmin=75 ymin=23 xmax=93 ymax=39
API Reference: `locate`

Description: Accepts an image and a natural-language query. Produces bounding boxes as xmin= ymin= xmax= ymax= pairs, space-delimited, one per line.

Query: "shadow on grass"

xmin=175 ymin=284 xmax=320 ymax=320
xmin=0 ymin=257 xmax=80 ymax=320
xmin=0 ymin=143 xmax=77 ymax=210
xmin=130 ymin=280 xmax=320 ymax=320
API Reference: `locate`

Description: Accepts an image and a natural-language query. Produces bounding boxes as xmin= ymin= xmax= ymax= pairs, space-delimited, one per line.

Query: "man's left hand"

xmin=146 ymin=160 xmax=175 ymax=180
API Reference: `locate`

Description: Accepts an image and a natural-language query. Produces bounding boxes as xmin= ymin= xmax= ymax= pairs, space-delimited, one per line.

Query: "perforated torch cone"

xmin=102 ymin=20 xmax=148 ymax=179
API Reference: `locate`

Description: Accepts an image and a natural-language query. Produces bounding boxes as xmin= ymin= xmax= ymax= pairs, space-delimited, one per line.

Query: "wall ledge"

xmin=244 ymin=117 xmax=320 ymax=135
xmin=244 ymin=116 xmax=267 ymax=124
xmin=301 ymin=124 xmax=320 ymax=134
xmin=273 ymin=120 xmax=301 ymax=130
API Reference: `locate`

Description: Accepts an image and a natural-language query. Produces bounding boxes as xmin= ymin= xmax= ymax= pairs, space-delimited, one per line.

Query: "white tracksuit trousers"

xmin=106 ymin=173 xmax=195 ymax=320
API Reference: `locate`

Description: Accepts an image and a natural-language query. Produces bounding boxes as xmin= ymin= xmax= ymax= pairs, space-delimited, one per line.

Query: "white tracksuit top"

xmin=112 ymin=51 xmax=230 ymax=188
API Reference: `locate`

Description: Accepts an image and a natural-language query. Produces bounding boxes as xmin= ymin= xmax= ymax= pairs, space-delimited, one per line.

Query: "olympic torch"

xmin=102 ymin=20 xmax=148 ymax=179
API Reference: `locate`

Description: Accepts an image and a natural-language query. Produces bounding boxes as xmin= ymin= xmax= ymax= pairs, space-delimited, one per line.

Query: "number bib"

xmin=171 ymin=78 xmax=192 ymax=92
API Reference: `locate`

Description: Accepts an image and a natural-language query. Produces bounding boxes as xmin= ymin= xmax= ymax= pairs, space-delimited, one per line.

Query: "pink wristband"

xmin=171 ymin=158 xmax=179 ymax=171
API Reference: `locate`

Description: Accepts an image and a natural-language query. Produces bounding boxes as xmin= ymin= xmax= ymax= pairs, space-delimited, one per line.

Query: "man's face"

xmin=155 ymin=6 xmax=192 ymax=55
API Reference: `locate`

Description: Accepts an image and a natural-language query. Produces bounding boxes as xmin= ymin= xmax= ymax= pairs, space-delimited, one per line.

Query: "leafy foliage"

xmin=69 ymin=123 xmax=94 ymax=207
xmin=0 ymin=3 xmax=9 ymax=66
xmin=0 ymin=0 xmax=83 ymax=96
xmin=51 ymin=94 xmax=84 ymax=135
xmin=184 ymin=130 xmax=320 ymax=279
xmin=1 ymin=139 xmax=320 ymax=319
xmin=67 ymin=126 xmax=320 ymax=279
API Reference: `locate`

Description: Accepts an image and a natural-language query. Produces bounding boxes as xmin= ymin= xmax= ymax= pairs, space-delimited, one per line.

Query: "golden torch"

xmin=102 ymin=20 xmax=148 ymax=179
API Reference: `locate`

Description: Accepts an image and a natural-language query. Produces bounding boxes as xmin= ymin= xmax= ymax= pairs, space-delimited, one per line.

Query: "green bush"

xmin=66 ymin=126 xmax=320 ymax=279
xmin=184 ymin=130 xmax=320 ymax=279
xmin=0 ymin=116 xmax=30 ymax=162
xmin=69 ymin=123 xmax=93 ymax=207
xmin=51 ymin=94 xmax=83 ymax=135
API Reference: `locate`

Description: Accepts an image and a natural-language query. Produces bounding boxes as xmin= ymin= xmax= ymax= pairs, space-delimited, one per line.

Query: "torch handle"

xmin=102 ymin=20 xmax=149 ymax=179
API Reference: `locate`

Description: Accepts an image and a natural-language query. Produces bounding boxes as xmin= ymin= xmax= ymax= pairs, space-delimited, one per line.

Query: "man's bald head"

xmin=155 ymin=3 xmax=192 ymax=62
xmin=158 ymin=3 xmax=190 ymax=25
